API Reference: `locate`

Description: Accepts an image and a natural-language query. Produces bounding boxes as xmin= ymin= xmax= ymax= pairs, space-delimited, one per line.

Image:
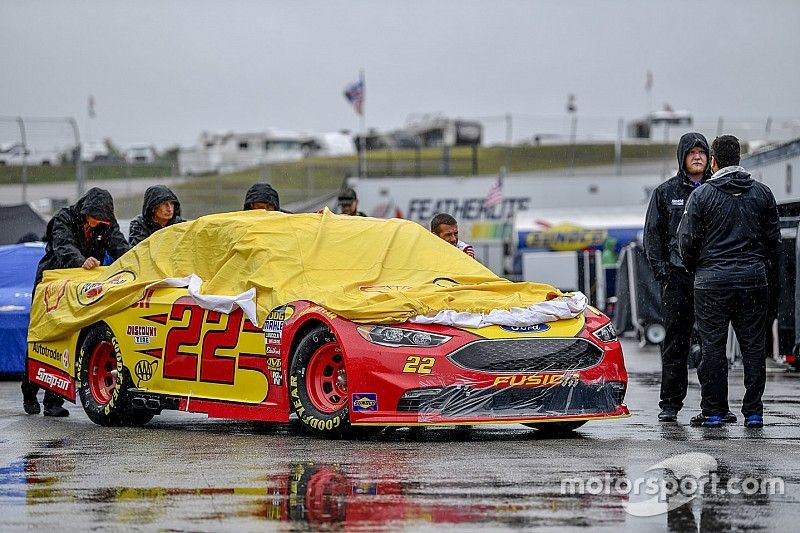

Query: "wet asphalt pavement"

xmin=1 ymin=338 xmax=799 ymax=532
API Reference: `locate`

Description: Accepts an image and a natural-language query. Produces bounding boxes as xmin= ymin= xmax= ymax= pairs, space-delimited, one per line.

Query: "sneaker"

xmin=23 ymin=400 xmax=41 ymax=415
xmin=43 ymin=405 xmax=69 ymax=418
xmin=658 ymin=408 xmax=678 ymax=422
xmin=723 ymin=411 xmax=737 ymax=424
xmin=690 ymin=414 xmax=723 ymax=428
xmin=744 ymin=415 xmax=763 ymax=428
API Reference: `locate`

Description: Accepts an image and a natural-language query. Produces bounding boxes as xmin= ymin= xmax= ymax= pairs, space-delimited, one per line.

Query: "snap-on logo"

xmin=36 ymin=367 xmax=70 ymax=392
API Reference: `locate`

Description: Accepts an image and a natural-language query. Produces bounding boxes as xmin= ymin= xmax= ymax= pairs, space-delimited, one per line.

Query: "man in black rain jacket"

xmin=22 ymin=187 xmax=131 ymax=417
xmin=243 ymin=183 xmax=281 ymax=211
xmin=644 ymin=132 xmax=714 ymax=423
xmin=678 ymin=135 xmax=781 ymax=428
xmin=128 ymin=185 xmax=185 ymax=245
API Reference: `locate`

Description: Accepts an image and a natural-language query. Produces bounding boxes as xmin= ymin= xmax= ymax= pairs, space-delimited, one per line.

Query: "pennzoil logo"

xmin=43 ymin=280 xmax=68 ymax=312
xmin=493 ymin=373 xmax=580 ymax=387
xmin=76 ymin=270 xmax=136 ymax=306
xmin=352 ymin=393 xmax=378 ymax=412
xmin=524 ymin=223 xmax=608 ymax=252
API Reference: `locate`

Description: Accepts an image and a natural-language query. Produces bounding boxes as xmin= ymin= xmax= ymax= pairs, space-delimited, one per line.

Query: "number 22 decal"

xmin=403 ymin=356 xmax=435 ymax=374
xmin=162 ymin=296 xmax=243 ymax=384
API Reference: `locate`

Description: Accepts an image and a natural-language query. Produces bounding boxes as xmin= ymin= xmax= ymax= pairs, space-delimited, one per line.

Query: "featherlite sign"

xmin=349 ymin=174 xmax=654 ymax=244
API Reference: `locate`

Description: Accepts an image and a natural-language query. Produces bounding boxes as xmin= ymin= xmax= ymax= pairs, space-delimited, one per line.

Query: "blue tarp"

xmin=0 ymin=243 xmax=44 ymax=374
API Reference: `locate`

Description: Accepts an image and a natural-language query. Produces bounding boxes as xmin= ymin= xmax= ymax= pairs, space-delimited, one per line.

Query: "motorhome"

xmin=405 ymin=115 xmax=483 ymax=147
xmin=178 ymin=130 xmax=305 ymax=175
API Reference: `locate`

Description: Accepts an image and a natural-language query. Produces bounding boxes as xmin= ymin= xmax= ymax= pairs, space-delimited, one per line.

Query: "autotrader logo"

xmin=560 ymin=452 xmax=785 ymax=517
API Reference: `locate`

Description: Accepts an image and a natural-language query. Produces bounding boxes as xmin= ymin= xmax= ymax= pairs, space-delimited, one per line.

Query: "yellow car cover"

xmin=29 ymin=209 xmax=567 ymax=342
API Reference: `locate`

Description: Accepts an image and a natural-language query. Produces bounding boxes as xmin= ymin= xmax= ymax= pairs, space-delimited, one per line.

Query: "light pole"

xmin=16 ymin=117 xmax=28 ymax=203
xmin=567 ymin=94 xmax=577 ymax=176
xmin=67 ymin=118 xmax=84 ymax=196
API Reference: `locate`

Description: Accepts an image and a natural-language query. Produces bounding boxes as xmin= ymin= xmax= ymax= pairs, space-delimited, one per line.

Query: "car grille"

xmin=447 ymin=338 xmax=603 ymax=372
xmin=397 ymin=382 xmax=622 ymax=418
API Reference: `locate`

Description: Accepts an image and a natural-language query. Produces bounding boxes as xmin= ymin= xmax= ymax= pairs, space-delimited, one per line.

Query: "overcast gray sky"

xmin=2 ymin=0 xmax=798 ymax=149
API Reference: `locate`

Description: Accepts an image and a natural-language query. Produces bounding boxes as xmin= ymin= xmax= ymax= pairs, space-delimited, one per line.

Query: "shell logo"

xmin=76 ymin=270 xmax=136 ymax=306
xmin=44 ymin=280 xmax=68 ymax=312
xmin=525 ymin=223 xmax=608 ymax=251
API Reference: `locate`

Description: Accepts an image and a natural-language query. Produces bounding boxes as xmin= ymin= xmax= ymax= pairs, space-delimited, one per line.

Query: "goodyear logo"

xmin=522 ymin=224 xmax=608 ymax=251
xmin=352 ymin=393 xmax=378 ymax=412
xmin=500 ymin=323 xmax=551 ymax=334
xmin=76 ymin=270 xmax=136 ymax=306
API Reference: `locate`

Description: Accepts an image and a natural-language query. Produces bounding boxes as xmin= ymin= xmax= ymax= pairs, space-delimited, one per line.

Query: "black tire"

xmin=77 ymin=324 xmax=153 ymax=427
xmin=289 ymin=324 xmax=350 ymax=437
xmin=524 ymin=421 xmax=586 ymax=435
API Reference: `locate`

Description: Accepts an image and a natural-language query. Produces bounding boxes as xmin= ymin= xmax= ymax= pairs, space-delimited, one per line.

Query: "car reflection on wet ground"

xmin=1 ymin=338 xmax=799 ymax=531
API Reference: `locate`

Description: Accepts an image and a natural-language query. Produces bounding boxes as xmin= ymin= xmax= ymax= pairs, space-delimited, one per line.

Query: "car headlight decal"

xmin=356 ymin=325 xmax=450 ymax=347
xmin=592 ymin=322 xmax=617 ymax=343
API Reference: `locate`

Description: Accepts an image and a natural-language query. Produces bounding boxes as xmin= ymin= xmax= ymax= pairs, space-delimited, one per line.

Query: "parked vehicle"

xmin=0 ymin=142 xmax=59 ymax=166
xmin=125 ymin=144 xmax=157 ymax=163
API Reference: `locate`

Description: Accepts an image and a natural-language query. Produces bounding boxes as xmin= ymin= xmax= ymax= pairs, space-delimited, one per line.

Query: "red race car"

xmin=27 ymin=211 xmax=629 ymax=436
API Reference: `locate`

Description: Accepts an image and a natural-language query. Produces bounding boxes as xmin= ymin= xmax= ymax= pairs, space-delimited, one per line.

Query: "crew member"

xmin=22 ymin=187 xmax=130 ymax=417
xmin=678 ymin=135 xmax=781 ymax=428
xmin=643 ymin=132 xmax=721 ymax=423
xmin=243 ymin=183 xmax=281 ymax=211
xmin=431 ymin=213 xmax=475 ymax=257
xmin=337 ymin=187 xmax=366 ymax=216
xmin=128 ymin=185 xmax=184 ymax=245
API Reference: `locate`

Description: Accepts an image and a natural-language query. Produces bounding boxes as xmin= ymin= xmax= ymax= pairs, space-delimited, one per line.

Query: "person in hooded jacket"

xmin=643 ymin=132 xmax=723 ymax=423
xmin=128 ymin=185 xmax=185 ymax=246
xmin=243 ymin=183 xmax=281 ymax=211
xmin=22 ymin=187 xmax=131 ymax=417
xmin=678 ymin=135 xmax=781 ymax=428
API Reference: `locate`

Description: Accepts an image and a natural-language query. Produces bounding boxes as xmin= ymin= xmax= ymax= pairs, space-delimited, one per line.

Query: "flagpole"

xmin=359 ymin=69 xmax=366 ymax=178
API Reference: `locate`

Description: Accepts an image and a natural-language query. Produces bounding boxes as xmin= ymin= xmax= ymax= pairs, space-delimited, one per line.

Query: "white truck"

xmin=0 ymin=143 xmax=59 ymax=166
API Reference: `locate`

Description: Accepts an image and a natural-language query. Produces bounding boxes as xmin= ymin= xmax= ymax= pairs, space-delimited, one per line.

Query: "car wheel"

xmin=289 ymin=324 xmax=350 ymax=437
xmin=644 ymin=322 xmax=666 ymax=345
xmin=524 ymin=421 xmax=586 ymax=434
xmin=77 ymin=324 xmax=153 ymax=427
xmin=287 ymin=463 xmax=349 ymax=523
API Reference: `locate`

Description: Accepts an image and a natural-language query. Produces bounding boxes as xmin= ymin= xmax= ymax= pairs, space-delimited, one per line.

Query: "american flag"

xmin=343 ymin=77 xmax=364 ymax=115
xmin=484 ymin=172 xmax=504 ymax=209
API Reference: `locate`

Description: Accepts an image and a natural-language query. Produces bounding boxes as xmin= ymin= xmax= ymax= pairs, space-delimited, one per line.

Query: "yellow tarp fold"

xmin=29 ymin=209 xmax=564 ymax=342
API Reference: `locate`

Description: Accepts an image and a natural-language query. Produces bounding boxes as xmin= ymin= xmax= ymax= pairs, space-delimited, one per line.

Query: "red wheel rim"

xmin=305 ymin=468 xmax=348 ymax=523
xmin=88 ymin=340 xmax=117 ymax=405
xmin=305 ymin=342 xmax=347 ymax=413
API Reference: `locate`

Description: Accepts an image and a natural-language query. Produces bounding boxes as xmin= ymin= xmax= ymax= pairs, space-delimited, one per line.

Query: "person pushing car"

xmin=128 ymin=185 xmax=185 ymax=246
xmin=22 ymin=187 xmax=131 ymax=417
